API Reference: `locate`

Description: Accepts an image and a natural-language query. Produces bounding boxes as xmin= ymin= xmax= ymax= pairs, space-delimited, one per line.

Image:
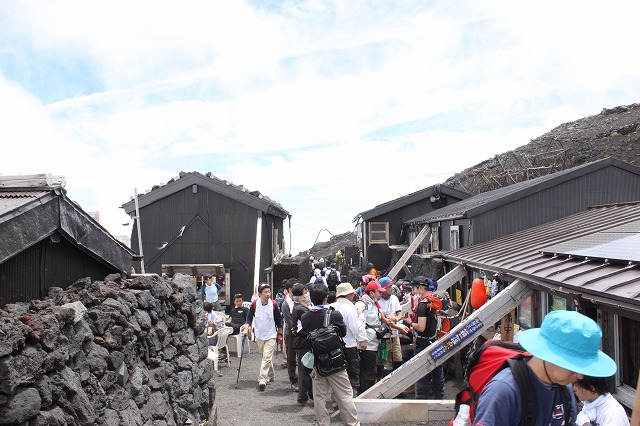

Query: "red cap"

xmin=365 ymin=281 xmax=383 ymax=292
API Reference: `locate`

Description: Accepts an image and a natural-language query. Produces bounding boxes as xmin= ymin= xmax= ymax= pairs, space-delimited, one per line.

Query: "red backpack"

xmin=451 ymin=339 xmax=572 ymax=426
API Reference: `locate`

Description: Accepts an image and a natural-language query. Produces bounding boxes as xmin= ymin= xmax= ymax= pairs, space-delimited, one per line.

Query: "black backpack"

xmin=327 ymin=270 xmax=340 ymax=289
xmin=307 ymin=308 xmax=347 ymax=376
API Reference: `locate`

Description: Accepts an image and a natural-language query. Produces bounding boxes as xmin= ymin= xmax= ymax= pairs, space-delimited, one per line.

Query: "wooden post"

xmin=500 ymin=309 xmax=516 ymax=342
xmin=631 ymin=372 xmax=640 ymax=426
xmin=387 ymin=225 xmax=431 ymax=279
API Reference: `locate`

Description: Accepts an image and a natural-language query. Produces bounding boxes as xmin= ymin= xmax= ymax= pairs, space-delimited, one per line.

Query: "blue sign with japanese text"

xmin=430 ymin=318 xmax=484 ymax=361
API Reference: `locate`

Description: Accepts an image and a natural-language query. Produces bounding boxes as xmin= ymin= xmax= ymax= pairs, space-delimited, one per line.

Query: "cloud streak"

xmin=1 ymin=0 xmax=639 ymax=253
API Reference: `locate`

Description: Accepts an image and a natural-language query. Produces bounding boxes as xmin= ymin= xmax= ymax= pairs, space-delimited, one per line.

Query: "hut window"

xmin=450 ymin=226 xmax=460 ymax=250
xmin=369 ymin=222 xmax=389 ymax=244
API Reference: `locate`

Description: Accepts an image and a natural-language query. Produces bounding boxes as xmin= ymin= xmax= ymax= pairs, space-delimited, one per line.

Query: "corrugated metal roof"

xmin=356 ymin=184 xmax=470 ymax=221
xmin=442 ymin=202 xmax=640 ymax=308
xmin=406 ymin=158 xmax=640 ymax=224
xmin=0 ymin=191 xmax=48 ymax=217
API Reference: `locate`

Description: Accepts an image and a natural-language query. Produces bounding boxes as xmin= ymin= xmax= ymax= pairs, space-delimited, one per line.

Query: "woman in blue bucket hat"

xmin=473 ymin=310 xmax=617 ymax=426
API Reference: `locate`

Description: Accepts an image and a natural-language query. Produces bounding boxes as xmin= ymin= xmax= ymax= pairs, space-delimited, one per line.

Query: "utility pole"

xmin=134 ymin=188 xmax=145 ymax=273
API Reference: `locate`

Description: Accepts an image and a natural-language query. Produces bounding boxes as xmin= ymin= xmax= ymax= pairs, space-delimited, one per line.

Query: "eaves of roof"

xmin=405 ymin=158 xmax=640 ymax=225
xmin=441 ymin=201 xmax=640 ymax=312
xmin=356 ymin=184 xmax=471 ymax=222
xmin=120 ymin=172 xmax=290 ymax=219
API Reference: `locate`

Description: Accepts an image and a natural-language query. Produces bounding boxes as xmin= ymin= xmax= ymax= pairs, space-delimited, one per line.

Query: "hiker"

xmin=325 ymin=264 xmax=341 ymax=292
xmin=474 ymin=310 xmax=616 ymax=425
xmin=366 ymin=262 xmax=378 ymax=277
xmin=226 ymin=293 xmax=248 ymax=335
xmin=331 ymin=283 xmax=368 ymax=396
xmin=202 ymin=273 xmax=223 ymax=311
xmin=281 ymin=279 xmax=299 ymax=391
xmin=309 ymin=269 xmax=328 ymax=287
xmin=377 ymin=277 xmax=410 ymax=372
xmin=300 ymin=283 xmax=360 ymax=426
xmin=242 ymin=283 xmax=283 ymax=391
xmin=408 ymin=276 xmax=444 ymax=399
xmin=292 ymin=282 xmax=314 ymax=405
xmin=573 ymin=375 xmax=629 ymax=426
xmin=358 ymin=280 xmax=384 ymax=394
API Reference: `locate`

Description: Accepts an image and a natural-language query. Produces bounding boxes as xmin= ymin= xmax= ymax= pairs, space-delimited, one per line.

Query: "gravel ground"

xmin=213 ymin=340 xmax=461 ymax=425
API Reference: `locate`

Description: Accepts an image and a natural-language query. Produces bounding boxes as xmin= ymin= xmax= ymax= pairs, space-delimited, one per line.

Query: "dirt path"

xmin=212 ymin=340 xmax=459 ymax=425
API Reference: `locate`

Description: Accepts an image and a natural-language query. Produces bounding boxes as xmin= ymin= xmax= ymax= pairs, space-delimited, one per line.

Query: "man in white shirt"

xmin=378 ymin=277 xmax=410 ymax=372
xmin=331 ymin=283 xmax=367 ymax=396
xmin=243 ymin=283 xmax=283 ymax=391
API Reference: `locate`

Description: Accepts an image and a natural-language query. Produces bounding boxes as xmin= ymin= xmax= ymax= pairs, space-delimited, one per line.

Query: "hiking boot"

xmin=291 ymin=382 xmax=299 ymax=392
xmin=297 ymin=398 xmax=308 ymax=406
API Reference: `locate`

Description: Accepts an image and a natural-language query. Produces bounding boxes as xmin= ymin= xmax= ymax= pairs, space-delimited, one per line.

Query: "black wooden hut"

xmin=405 ymin=158 xmax=640 ymax=252
xmin=354 ymin=184 xmax=470 ymax=271
xmin=0 ymin=174 xmax=135 ymax=308
xmin=120 ymin=172 xmax=290 ymax=306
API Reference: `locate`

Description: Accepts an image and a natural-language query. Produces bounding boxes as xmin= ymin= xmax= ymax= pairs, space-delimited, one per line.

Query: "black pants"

xmin=359 ymin=349 xmax=377 ymax=394
xmin=285 ymin=334 xmax=297 ymax=383
xmin=295 ymin=349 xmax=313 ymax=402
xmin=344 ymin=346 xmax=360 ymax=392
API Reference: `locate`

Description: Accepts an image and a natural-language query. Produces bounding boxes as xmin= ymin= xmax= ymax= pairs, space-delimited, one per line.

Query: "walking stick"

xmin=235 ymin=335 xmax=247 ymax=389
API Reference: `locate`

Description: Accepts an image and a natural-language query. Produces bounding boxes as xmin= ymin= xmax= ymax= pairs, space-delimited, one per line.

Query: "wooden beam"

xmin=359 ymin=279 xmax=533 ymax=399
xmin=434 ymin=264 xmax=466 ymax=293
xmin=354 ymin=399 xmax=454 ymax=423
xmin=388 ymin=225 xmax=431 ymax=280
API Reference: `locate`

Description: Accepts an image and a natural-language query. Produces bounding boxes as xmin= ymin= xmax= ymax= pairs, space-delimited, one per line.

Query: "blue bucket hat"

xmin=518 ymin=310 xmax=616 ymax=377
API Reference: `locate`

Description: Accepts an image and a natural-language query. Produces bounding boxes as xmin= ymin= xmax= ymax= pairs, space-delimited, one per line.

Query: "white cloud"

xmin=1 ymin=0 xmax=639 ymax=254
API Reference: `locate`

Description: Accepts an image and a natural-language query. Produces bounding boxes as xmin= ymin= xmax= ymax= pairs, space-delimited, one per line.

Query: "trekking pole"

xmin=235 ymin=336 xmax=247 ymax=389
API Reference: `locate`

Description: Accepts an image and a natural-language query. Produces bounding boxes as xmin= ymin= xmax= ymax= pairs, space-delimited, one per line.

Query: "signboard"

xmin=430 ymin=317 xmax=484 ymax=361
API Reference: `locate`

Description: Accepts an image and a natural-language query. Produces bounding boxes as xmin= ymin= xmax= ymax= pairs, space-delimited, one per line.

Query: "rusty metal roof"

xmin=442 ymin=201 xmax=640 ymax=310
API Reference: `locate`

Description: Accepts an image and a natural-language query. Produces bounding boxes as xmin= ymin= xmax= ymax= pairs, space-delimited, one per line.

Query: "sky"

xmin=1 ymin=0 xmax=639 ymax=255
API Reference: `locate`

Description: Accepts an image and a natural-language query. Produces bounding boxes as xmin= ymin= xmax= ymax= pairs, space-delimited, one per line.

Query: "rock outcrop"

xmin=0 ymin=273 xmax=215 ymax=425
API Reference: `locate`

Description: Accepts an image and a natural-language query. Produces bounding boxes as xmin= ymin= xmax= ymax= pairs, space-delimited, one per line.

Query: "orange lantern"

xmin=471 ymin=277 xmax=487 ymax=309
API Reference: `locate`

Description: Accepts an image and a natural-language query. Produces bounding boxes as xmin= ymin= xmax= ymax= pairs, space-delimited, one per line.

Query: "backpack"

xmin=327 ymin=270 xmax=340 ymax=289
xmin=451 ymin=340 xmax=572 ymax=426
xmin=306 ymin=308 xmax=347 ymax=377
xmin=428 ymin=290 xmax=452 ymax=339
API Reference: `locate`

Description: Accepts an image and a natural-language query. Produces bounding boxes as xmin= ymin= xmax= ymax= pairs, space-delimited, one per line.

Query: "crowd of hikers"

xmin=202 ymin=256 xmax=632 ymax=425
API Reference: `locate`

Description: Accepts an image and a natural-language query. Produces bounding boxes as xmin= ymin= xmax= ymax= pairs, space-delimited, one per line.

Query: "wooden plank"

xmin=358 ymin=279 xmax=533 ymax=399
xmin=354 ymin=399 xmax=454 ymax=423
xmin=0 ymin=174 xmax=65 ymax=188
xmin=388 ymin=225 xmax=431 ymax=280
xmin=434 ymin=264 xmax=466 ymax=293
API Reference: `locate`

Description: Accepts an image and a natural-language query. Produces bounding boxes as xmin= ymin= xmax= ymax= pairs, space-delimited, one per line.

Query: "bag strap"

xmin=506 ymin=358 xmax=537 ymax=426
xmin=560 ymin=384 xmax=572 ymax=425
xmin=323 ymin=308 xmax=332 ymax=327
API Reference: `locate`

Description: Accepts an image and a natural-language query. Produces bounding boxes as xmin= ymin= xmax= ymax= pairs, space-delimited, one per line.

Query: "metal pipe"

xmin=134 ymin=188 xmax=145 ymax=273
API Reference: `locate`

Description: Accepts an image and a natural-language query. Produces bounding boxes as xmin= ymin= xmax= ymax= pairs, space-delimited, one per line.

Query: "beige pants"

xmin=311 ymin=369 xmax=360 ymax=426
xmin=256 ymin=337 xmax=276 ymax=384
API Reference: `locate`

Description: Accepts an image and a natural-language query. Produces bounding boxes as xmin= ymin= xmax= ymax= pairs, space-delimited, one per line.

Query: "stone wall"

xmin=0 ymin=273 xmax=215 ymax=425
